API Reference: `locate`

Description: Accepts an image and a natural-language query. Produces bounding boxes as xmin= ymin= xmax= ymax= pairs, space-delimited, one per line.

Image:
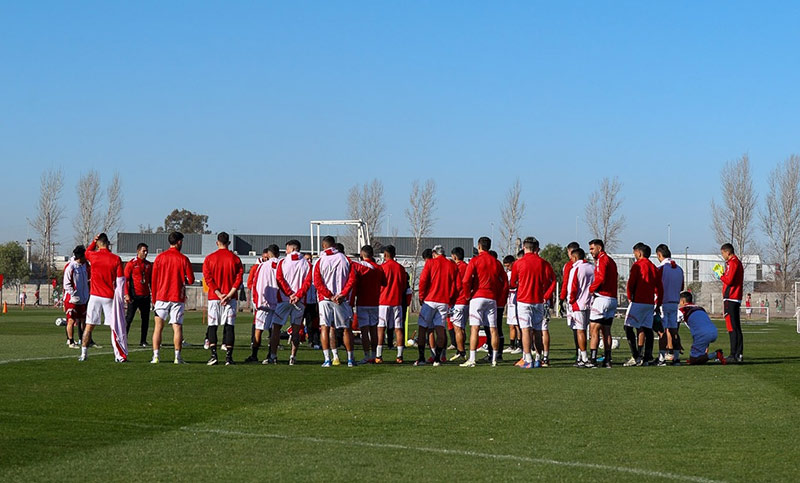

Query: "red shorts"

xmin=64 ymin=294 xmax=87 ymax=320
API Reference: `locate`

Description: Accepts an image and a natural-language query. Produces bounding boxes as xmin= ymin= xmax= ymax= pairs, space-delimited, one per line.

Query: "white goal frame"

xmin=309 ymin=219 xmax=370 ymax=257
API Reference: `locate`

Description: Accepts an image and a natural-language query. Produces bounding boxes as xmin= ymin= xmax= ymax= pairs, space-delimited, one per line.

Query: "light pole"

xmin=668 ymin=224 xmax=671 ymax=247
xmin=386 ymin=213 xmax=391 ymax=238
xmin=685 ymin=246 xmax=689 ymax=287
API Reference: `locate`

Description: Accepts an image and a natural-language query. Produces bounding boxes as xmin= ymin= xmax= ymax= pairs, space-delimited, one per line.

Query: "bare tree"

xmin=346 ymin=178 xmax=386 ymax=247
xmin=405 ymin=179 xmax=436 ymax=308
xmin=584 ymin=177 xmax=626 ymax=252
xmin=499 ymin=179 xmax=526 ymax=256
xmin=102 ymin=172 xmax=123 ymax=245
xmin=30 ymin=168 xmax=65 ymax=273
xmin=73 ymin=170 xmax=102 ymax=245
xmin=760 ymin=155 xmax=800 ymax=291
xmin=711 ymin=154 xmax=757 ymax=259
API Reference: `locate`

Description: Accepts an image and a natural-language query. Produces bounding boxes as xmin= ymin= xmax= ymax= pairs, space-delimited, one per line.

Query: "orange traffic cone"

xmin=2 ymin=302 xmax=7 ymax=314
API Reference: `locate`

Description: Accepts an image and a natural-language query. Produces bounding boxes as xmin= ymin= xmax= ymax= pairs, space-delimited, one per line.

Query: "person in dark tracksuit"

xmin=720 ymin=243 xmax=744 ymax=363
xmin=124 ymin=243 xmax=153 ymax=347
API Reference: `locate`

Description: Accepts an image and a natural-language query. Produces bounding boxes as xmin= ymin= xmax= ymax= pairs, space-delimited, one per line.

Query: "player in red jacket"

xmin=123 ymin=242 xmax=152 ymax=347
xmin=533 ymin=243 xmax=557 ymax=367
xmin=461 ymin=237 xmax=506 ymax=367
xmin=448 ymin=247 xmax=469 ymax=362
xmin=353 ymin=245 xmax=386 ymax=364
xmin=417 ymin=245 xmax=458 ymax=366
xmin=202 ymin=232 xmax=244 ymax=366
xmin=588 ymin=239 xmax=618 ymax=368
xmin=720 ymin=243 xmax=744 ymax=362
xmin=623 ymin=243 xmax=663 ymax=367
xmin=81 ymin=233 xmax=125 ymax=362
xmin=377 ymin=245 xmax=408 ymax=363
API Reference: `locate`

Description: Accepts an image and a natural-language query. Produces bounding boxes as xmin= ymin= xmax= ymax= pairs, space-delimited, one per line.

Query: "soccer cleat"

xmin=207 ymin=356 xmax=218 ymax=366
xmin=514 ymin=358 xmax=525 ymax=367
xmin=289 ymin=356 xmax=296 ymax=366
xmin=603 ymin=360 xmax=612 ymax=368
xmin=225 ymin=358 xmax=235 ymax=366
xmin=68 ymin=341 xmax=80 ymax=349
xmin=321 ymin=360 xmax=332 ymax=368
xmin=221 ymin=344 xmax=228 ymax=352
xmin=375 ymin=356 xmax=383 ymax=364
xmin=347 ymin=359 xmax=355 ymax=367
xmin=656 ymin=359 xmax=668 ymax=367
xmin=140 ymin=342 xmax=149 ymax=348
xmin=510 ymin=347 xmax=522 ymax=354
xmin=447 ymin=344 xmax=456 ymax=350
xmin=203 ymin=339 xmax=210 ymax=350
xmin=174 ymin=356 xmax=185 ymax=364
xmin=449 ymin=353 xmax=465 ymax=363
xmin=427 ymin=356 xmax=435 ymax=364
xmin=672 ymin=359 xmax=681 ymax=366
xmin=584 ymin=360 xmax=597 ymax=369
xmin=573 ymin=361 xmax=585 ymax=368
xmin=477 ymin=343 xmax=488 ymax=352
xmin=358 ymin=357 xmax=370 ymax=365
xmin=440 ymin=354 xmax=447 ymax=363
xmin=637 ymin=359 xmax=650 ymax=367
xmin=533 ymin=360 xmax=541 ymax=368
xmin=716 ymin=350 xmax=727 ymax=365
xmin=395 ymin=357 xmax=404 ymax=364
xmin=520 ymin=361 xmax=533 ymax=369
xmin=115 ymin=358 xmax=127 ymax=363
xmin=459 ymin=360 xmax=476 ymax=368
xmin=432 ymin=360 xmax=441 ymax=367
xmin=665 ymin=353 xmax=674 ymax=362
xmin=503 ymin=346 xmax=513 ymax=353
xmin=332 ymin=358 xmax=341 ymax=366
xmin=150 ymin=356 xmax=159 ymax=364
xmin=480 ymin=354 xmax=492 ymax=363
xmin=77 ymin=355 xmax=87 ymax=362
xmin=243 ymin=355 xmax=259 ymax=364
xmin=541 ymin=358 xmax=550 ymax=368
xmin=491 ymin=360 xmax=497 ymax=367
xmin=623 ymin=357 xmax=638 ymax=367
xmin=413 ymin=359 xmax=427 ymax=366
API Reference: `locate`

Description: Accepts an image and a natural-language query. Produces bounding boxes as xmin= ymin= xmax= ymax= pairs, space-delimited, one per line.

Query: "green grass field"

xmin=1 ymin=308 xmax=798 ymax=482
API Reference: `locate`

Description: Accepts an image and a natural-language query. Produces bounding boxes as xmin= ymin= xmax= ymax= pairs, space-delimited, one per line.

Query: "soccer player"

xmin=63 ymin=245 xmax=89 ymax=348
xmin=502 ymin=255 xmax=521 ymax=355
xmin=352 ymin=245 xmax=384 ymax=364
xmin=249 ymin=245 xmax=281 ymax=364
xmin=488 ymin=250 xmax=509 ymax=363
xmin=532 ymin=243 xmax=556 ymax=367
xmin=302 ymin=252 xmax=321 ymax=348
xmin=314 ymin=236 xmax=358 ymax=367
xmin=461 ymin=237 xmax=505 ymax=367
xmin=80 ymin=233 xmax=126 ymax=362
xmin=509 ymin=237 xmax=553 ymax=369
xmin=622 ymin=243 xmax=663 ymax=367
xmin=588 ymin=239 xmax=618 ymax=368
xmin=448 ymin=247 xmax=469 ymax=362
xmin=19 ymin=291 xmax=26 ymax=310
xmin=745 ymin=293 xmax=752 ymax=320
xmin=655 ymin=244 xmax=684 ymax=365
xmin=124 ymin=242 xmax=152 ymax=347
xmin=678 ymin=291 xmax=728 ymax=365
xmin=559 ymin=242 xmax=581 ymax=358
xmin=567 ymin=247 xmax=594 ymax=367
xmin=276 ymin=240 xmax=313 ymax=366
xmin=202 ymin=232 xmax=244 ymax=366
xmin=720 ymin=243 xmax=744 ymax=363
xmin=377 ymin=245 xmax=407 ymax=363
xmin=150 ymin=232 xmax=195 ymax=364
xmin=417 ymin=245 xmax=459 ymax=366
xmin=245 ymin=248 xmax=270 ymax=347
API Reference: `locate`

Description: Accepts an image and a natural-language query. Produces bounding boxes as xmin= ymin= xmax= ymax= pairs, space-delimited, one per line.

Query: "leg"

xmin=625 ymin=325 xmax=639 ymax=359
xmin=601 ymin=321 xmax=613 ymax=363
xmin=456 ymin=326 xmax=465 ymax=354
xmin=172 ymin=323 xmax=183 ymax=357
xmin=394 ymin=328 xmax=405 ymax=360
xmin=124 ymin=301 xmax=136 ymax=335
xmin=360 ymin=323 xmax=371 ymax=359
xmin=417 ymin=326 xmax=428 ymax=362
xmin=269 ymin=325 xmax=282 ymax=360
xmin=223 ymin=324 xmax=235 ymax=362
xmin=490 ymin=326 xmax=499 ymax=360
xmin=139 ymin=298 xmax=151 ymax=346
xmin=369 ymin=325 xmax=378 ymax=357
xmin=643 ymin=327 xmax=654 ymax=362
xmin=152 ymin=316 xmax=165 ymax=354
xmin=291 ymin=324 xmax=301 ymax=359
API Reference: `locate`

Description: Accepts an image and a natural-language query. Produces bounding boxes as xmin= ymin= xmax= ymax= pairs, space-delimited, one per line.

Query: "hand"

xmin=219 ymin=294 xmax=229 ymax=306
xmin=289 ymin=295 xmax=299 ymax=305
xmin=124 ymin=295 xmax=131 ymax=304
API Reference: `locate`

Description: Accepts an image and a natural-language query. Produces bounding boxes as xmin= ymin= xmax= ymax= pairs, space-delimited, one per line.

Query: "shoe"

xmin=207 ymin=356 xmax=218 ymax=366
xmin=520 ymin=361 xmax=533 ymax=369
xmin=375 ymin=356 xmax=383 ymax=364
xmin=585 ymin=360 xmax=597 ymax=368
xmin=243 ymin=355 xmax=259 ymax=364
xmin=150 ymin=356 xmax=159 ymax=364
xmin=174 ymin=356 xmax=184 ymax=364
xmin=432 ymin=360 xmax=441 ymax=367
xmin=503 ymin=346 xmax=513 ymax=353
xmin=573 ymin=361 xmax=585 ymax=368
xmin=413 ymin=359 xmax=426 ymax=366
xmin=225 ymin=359 xmax=235 ymax=366
xmin=716 ymin=350 xmax=728 ymax=365
xmin=510 ymin=347 xmax=522 ymax=354
xmin=480 ymin=354 xmax=491 ymax=363
xmin=447 ymin=344 xmax=456 ymax=350
xmin=78 ymin=355 xmax=87 ymax=362
xmin=427 ymin=356 xmax=435 ymax=364
xmin=656 ymin=359 xmax=668 ymax=367
xmin=347 ymin=359 xmax=355 ymax=367
xmin=221 ymin=344 xmax=228 ymax=352
xmin=395 ymin=357 xmax=404 ymax=364
xmin=449 ymin=353 xmax=465 ymax=363
xmin=665 ymin=353 xmax=674 ymax=361
xmin=358 ymin=357 xmax=370 ymax=365
xmin=541 ymin=358 xmax=550 ymax=368
xmin=321 ymin=360 xmax=332 ymax=367
xmin=289 ymin=356 xmax=296 ymax=366
xmin=459 ymin=360 xmax=476 ymax=367
xmin=140 ymin=342 xmax=149 ymax=348
xmin=115 ymin=358 xmax=127 ymax=363
xmin=440 ymin=354 xmax=447 ymax=363
xmin=332 ymin=358 xmax=341 ymax=366
xmin=637 ymin=359 xmax=650 ymax=367
xmin=603 ymin=360 xmax=612 ymax=368
xmin=533 ymin=360 xmax=541 ymax=368
xmin=477 ymin=343 xmax=488 ymax=352
xmin=312 ymin=344 xmax=322 ymax=350
xmin=735 ymin=355 xmax=744 ymax=363
xmin=68 ymin=341 xmax=79 ymax=349
xmin=204 ymin=339 xmax=210 ymax=350
xmin=491 ymin=360 xmax=497 ymax=367
xmin=623 ymin=357 xmax=638 ymax=367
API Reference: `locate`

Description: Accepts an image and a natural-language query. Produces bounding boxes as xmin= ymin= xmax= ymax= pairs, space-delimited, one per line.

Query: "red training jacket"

xmin=85 ymin=241 xmax=123 ymax=298
xmin=721 ymin=254 xmax=744 ymax=301
xmin=589 ymin=251 xmax=618 ymax=298
xmin=463 ymin=251 xmax=505 ymax=301
xmin=626 ymin=257 xmax=663 ymax=305
xmin=202 ymin=248 xmax=244 ymax=301
xmin=418 ymin=255 xmax=459 ymax=305
xmin=151 ymin=247 xmax=195 ymax=303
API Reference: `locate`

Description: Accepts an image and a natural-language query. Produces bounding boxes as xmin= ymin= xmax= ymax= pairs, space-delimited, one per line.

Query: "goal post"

xmin=309 ymin=219 xmax=370 ymax=257
xmin=743 ymin=305 xmax=769 ymax=325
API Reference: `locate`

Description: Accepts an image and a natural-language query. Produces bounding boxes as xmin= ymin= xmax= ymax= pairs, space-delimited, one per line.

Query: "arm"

xmin=720 ymin=259 xmax=734 ymax=285
xmin=559 ymin=265 xmax=570 ymax=300
xmin=543 ymin=263 xmax=556 ymax=301
xmin=655 ymin=271 xmax=664 ymax=309
xmin=627 ymin=265 xmax=638 ymax=302
xmin=276 ymin=260 xmax=294 ymax=297
xmin=203 ymin=259 xmax=220 ymax=298
xmin=418 ymin=263 xmax=430 ymax=303
xmin=589 ymin=258 xmax=604 ymax=293
xmin=568 ymin=268 xmax=579 ymax=309
xmin=510 ymin=263 xmax=519 ymax=290
xmin=184 ymin=257 xmax=195 ymax=285
xmin=337 ymin=263 xmax=358 ymax=301
xmin=150 ymin=260 xmax=159 ymax=305
xmin=463 ymin=262 xmax=476 ymax=298
xmin=293 ymin=264 xmax=313 ymax=303
xmin=227 ymin=258 xmax=244 ymax=300
xmin=124 ymin=262 xmax=134 ymax=300
xmin=313 ymin=260 xmax=334 ymax=300
xmin=63 ymin=266 xmax=76 ymax=299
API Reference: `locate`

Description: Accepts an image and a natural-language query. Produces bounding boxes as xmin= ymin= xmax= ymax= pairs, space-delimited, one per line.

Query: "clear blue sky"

xmin=2 ymin=1 xmax=798 ymax=255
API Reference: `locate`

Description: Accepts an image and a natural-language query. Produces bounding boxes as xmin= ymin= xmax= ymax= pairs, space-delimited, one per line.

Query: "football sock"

xmin=81 ymin=347 xmax=88 ymax=357
xmin=226 ymin=347 xmax=233 ymax=359
xmin=624 ymin=326 xmax=638 ymax=358
xmin=673 ymin=349 xmax=680 ymax=359
xmin=323 ymin=349 xmax=331 ymax=361
xmin=580 ymin=350 xmax=588 ymax=362
xmin=543 ymin=351 xmax=549 ymax=360
xmin=174 ymin=350 xmax=180 ymax=359
xmin=251 ymin=346 xmax=259 ymax=358
xmin=604 ymin=349 xmax=611 ymax=362
xmin=153 ymin=349 xmax=159 ymax=359
xmin=491 ymin=350 xmax=498 ymax=363
xmin=659 ymin=350 xmax=666 ymax=361
xmin=332 ymin=348 xmax=339 ymax=359
xmin=376 ymin=345 xmax=383 ymax=357
xmin=418 ymin=345 xmax=426 ymax=361
xmin=469 ymin=350 xmax=476 ymax=362
xmin=347 ymin=351 xmax=354 ymax=361
xmin=524 ymin=352 xmax=532 ymax=363
xmin=590 ymin=349 xmax=598 ymax=360
xmin=397 ymin=346 xmax=404 ymax=358
xmin=211 ymin=347 xmax=217 ymax=359
xmin=644 ymin=328 xmax=654 ymax=360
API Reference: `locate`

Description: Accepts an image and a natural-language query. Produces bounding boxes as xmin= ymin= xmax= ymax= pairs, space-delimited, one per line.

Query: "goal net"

xmin=743 ymin=306 xmax=769 ymax=325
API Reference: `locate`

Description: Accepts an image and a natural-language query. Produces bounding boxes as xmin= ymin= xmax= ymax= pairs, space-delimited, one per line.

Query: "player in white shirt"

xmin=678 ymin=291 xmax=727 ymax=365
xmin=248 ymin=245 xmax=281 ymax=364
xmin=314 ymin=236 xmax=358 ymax=367
xmin=275 ymin=240 xmax=313 ymax=366
xmin=63 ymin=245 xmax=90 ymax=348
xmin=655 ymin=244 xmax=685 ymax=366
xmin=566 ymin=248 xmax=595 ymax=367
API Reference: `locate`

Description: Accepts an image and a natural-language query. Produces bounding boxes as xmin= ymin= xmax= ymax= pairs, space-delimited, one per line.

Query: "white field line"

xmin=0 ymin=348 xmax=149 ymax=365
xmin=0 ymin=411 xmax=724 ymax=483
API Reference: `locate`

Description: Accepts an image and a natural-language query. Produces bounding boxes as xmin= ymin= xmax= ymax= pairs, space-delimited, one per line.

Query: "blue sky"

xmin=2 ymin=1 xmax=798 ymax=255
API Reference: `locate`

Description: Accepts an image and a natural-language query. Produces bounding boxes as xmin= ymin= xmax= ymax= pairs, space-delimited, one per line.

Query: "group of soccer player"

xmin=63 ymin=229 xmax=745 ymax=368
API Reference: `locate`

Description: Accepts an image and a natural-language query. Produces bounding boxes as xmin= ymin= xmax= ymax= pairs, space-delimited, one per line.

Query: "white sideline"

xmin=0 ymin=411 xmax=724 ymax=483
xmin=0 ymin=348 xmax=149 ymax=365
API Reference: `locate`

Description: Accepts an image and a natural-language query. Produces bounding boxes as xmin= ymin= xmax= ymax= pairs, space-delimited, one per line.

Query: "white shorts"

xmin=319 ymin=300 xmax=353 ymax=329
xmin=154 ymin=301 xmax=185 ymax=325
xmin=469 ymin=298 xmax=497 ymax=328
xmin=590 ymin=295 xmax=618 ymax=321
xmin=275 ymin=301 xmax=305 ymax=326
xmin=451 ymin=304 xmax=468 ymax=328
xmin=86 ymin=296 xmax=113 ymax=326
xmin=208 ymin=299 xmax=237 ymax=326
xmin=419 ymin=301 xmax=448 ymax=329
xmin=517 ymin=302 xmax=546 ymax=330
xmin=661 ymin=303 xmax=679 ymax=330
xmin=506 ymin=300 xmax=519 ymax=326
xmin=689 ymin=328 xmax=718 ymax=358
xmin=356 ymin=306 xmax=379 ymax=328
xmin=567 ymin=309 xmax=589 ymax=330
xmin=378 ymin=305 xmax=403 ymax=329
xmin=255 ymin=307 xmax=276 ymax=331
xmin=624 ymin=302 xmax=655 ymax=329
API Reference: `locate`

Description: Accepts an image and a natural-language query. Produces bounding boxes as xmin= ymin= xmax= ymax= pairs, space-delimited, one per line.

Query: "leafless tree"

xmin=30 ymin=168 xmax=65 ymax=272
xmin=73 ymin=170 xmax=102 ymax=245
xmin=102 ymin=172 xmax=123 ymax=245
xmin=499 ymin=179 xmax=526 ymax=256
xmin=346 ymin=178 xmax=385 ymax=247
xmin=760 ymin=155 xmax=800 ymax=291
xmin=711 ymin=154 xmax=757 ymax=259
xmin=405 ymin=179 xmax=436 ymax=309
xmin=584 ymin=177 xmax=625 ymax=252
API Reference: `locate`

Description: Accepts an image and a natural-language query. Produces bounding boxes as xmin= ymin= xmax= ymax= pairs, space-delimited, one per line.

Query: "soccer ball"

xmin=55 ymin=318 xmax=67 ymax=327
xmin=407 ymin=339 xmax=416 ymax=347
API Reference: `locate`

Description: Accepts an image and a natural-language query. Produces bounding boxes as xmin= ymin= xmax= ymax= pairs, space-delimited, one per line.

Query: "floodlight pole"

xmin=685 ymin=247 xmax=689 ymax=288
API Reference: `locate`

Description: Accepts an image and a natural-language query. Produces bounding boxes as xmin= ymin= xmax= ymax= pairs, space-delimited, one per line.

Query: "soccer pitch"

xmin=1 ymin=309 xmax=798 ymax=482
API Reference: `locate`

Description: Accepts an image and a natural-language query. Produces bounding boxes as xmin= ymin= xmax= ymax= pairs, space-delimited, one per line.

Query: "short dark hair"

xmin=721 ymin=243 xmax=735 ymax=254
xmin=516 ymin=250 xmax=524 ymax=258
xmin=642 ymin=244 xmax=652 ymax=258
xmin=168 ymin=231 xmax=184 ymax=246
xmin=451 ymin=246 xmax=464 ymax=260
xmin=335 ymin=243 xmax=345 ymax=254
xmin=566 ymin=241 xmax=580 ymax=251
xmin=96 ymin=233 xmax=110 ymax=246
xmin=489 ymin=250 xmax=498 ymax=259
xmin=267 ymin=244 xmax=280 ymax=257
xmin=589 ymin=239 xmax=605 ymax=250
xmin=361 ymin=245 xmax=374 ymax=259
xmin=477 ymin=237 xmax=491 ymax=250
xmin=422 ymin=248 xmax=433 ymax=260
xmin=383 ymin=245 xmax=396 ymax=258
xmin=680 ymin=291 xmax=694 ymax=303
xmin=633 ymin=242 xmax=647 ymax=254
xmin=73 ymin=245 xmax=86 ymax=258
xmin=503 ymin=255 xmax=515 ymax=264
xmin=262 ymin=248 xmax=270 ymax=255
xmin=136 ymin=243 xmax=149 ymax=251
xmin=656 ymin=244 xmax=671 ymax=258
xmin=523 ymin=237 xmax=539 ymax=252
xmin=573 ymin=247 xmax=586 ymax=260
xmin=322 ymin=235 xmax=336 ymax=247
xmin=286 ymin=239 xmax=301 ymax=251
xmin=217 ymin=232 xmax=230 ymax=245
